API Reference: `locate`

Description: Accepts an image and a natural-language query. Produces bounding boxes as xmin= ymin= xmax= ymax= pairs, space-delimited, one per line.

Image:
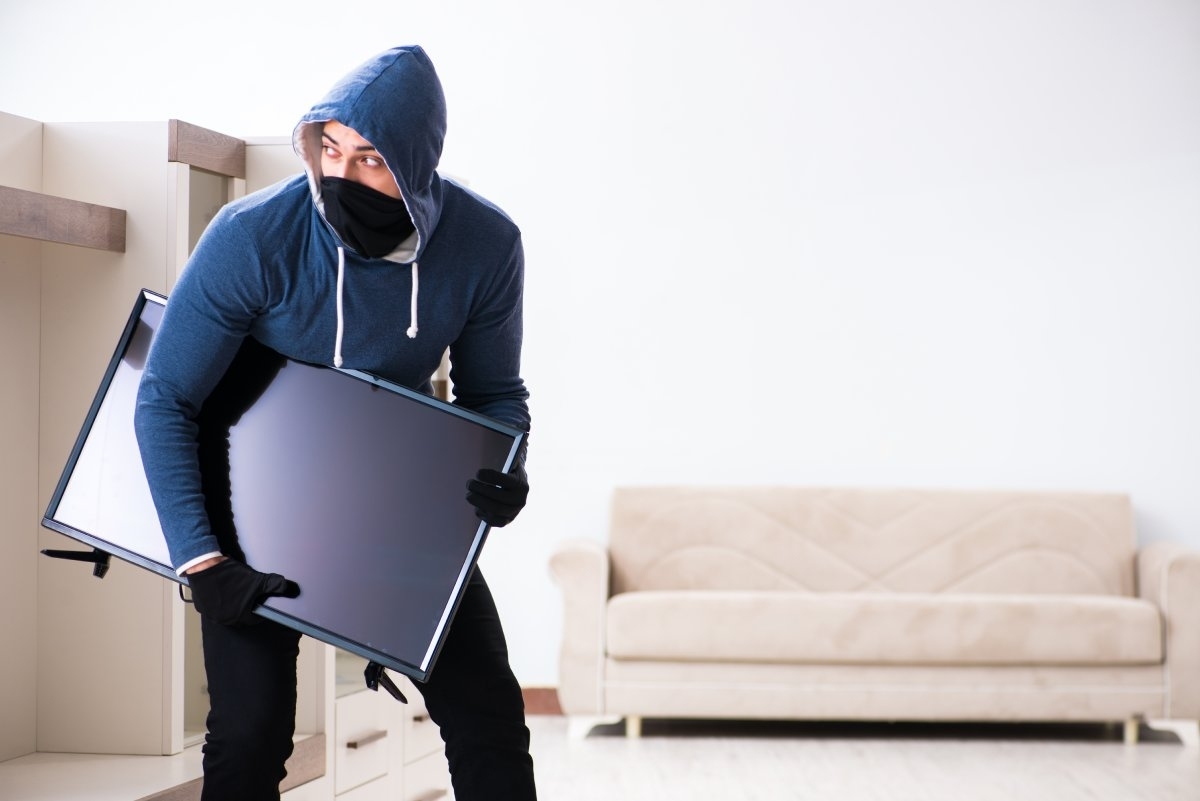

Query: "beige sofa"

xmin=549 ymin=487 xmax=1200 ymax=740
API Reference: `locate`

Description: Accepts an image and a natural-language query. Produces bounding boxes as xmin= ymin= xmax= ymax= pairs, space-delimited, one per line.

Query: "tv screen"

xmin=43 ymin=289 xmax=525 ymax=682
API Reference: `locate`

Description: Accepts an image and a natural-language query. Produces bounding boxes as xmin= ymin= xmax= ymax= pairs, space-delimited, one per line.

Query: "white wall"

xmin=2 ymin=0 xmax=1197 ymax=685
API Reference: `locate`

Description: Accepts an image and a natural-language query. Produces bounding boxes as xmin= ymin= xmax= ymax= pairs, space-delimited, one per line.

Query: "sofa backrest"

xmin=608 ymin=487 xmax=1136 ymax=597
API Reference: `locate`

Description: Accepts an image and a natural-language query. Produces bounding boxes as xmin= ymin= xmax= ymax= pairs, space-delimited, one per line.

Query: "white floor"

xmin=526 ymin=717 xmax=1200 ymax=801
xmin=1 ymin=717 xmax=1194 ymax=800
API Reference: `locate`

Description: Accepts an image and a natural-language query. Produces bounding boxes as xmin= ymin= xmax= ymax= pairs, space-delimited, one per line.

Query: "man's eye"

xmin=362 ymin=156 xmax=382 ymax=167
xmin=323 ymin=146 xmax=339 ymax=158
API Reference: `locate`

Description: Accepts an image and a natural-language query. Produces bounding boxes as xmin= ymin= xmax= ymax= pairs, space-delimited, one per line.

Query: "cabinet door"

xmin=38 ymin=121 xmax=191 ymax=756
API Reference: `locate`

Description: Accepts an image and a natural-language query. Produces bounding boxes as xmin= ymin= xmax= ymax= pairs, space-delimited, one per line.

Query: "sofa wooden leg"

xmin=625 ymin=715 xmax=642 ymax=739
xmin=567 ymin=715 xmax=622 ymax=739
xmin=1145 ymin=718 xmax=1200 ymax=747
xmin=1124 ymin=717 xmax=1141 ymax=745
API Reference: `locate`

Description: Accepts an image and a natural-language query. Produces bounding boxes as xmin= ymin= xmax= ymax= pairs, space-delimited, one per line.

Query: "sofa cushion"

xmin=605 ymin=591 xmax=1163 ymax=666
xmin=607 ymin=488 xmax=1136 ymax=597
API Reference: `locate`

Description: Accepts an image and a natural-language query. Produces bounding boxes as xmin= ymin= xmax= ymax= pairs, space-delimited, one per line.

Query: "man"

xmin=135 ymin=46 xmax=535 ymax=800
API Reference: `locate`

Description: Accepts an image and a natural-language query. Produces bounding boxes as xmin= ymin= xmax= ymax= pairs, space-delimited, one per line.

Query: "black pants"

xmin=199 ymin=569 xmax=536 ymax=801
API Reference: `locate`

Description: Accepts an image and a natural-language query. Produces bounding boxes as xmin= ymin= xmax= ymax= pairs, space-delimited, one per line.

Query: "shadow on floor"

xmin=584 ymin=717 xmax=1188 ymax=745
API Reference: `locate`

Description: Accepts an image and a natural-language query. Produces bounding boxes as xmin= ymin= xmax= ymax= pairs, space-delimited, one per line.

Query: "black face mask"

xmin=320 ymin=176 xmax=416 ymax=258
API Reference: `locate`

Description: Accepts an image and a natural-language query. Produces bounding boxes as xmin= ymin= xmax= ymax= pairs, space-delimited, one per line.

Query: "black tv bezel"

xmin=41 ymin=288 xmax=526 ymax=682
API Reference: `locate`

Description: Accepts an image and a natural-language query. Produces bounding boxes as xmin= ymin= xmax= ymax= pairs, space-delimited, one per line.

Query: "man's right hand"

xmin=186 ymin=558 xmax=301 ymax=626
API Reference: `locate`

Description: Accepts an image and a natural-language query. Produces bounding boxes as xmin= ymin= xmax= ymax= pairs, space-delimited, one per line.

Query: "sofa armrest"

xmin=549 ymin=539 xmax=611 ymax=715
xmin=1138 ymin=540 xmax=1200 ymax=719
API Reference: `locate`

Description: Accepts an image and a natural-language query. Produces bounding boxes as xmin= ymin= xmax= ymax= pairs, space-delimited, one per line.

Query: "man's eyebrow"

xmin=321 ymin=132 xmax=379 ymax=152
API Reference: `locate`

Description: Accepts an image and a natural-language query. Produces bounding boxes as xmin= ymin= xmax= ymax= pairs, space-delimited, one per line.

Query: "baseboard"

xmin=522 ymin=686 xmax=563 ymax=716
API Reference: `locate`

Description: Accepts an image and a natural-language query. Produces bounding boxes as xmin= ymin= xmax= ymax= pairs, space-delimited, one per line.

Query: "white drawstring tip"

xmin=406 ymin=325 xmax=418 ymax=339
xmin=333 ymin=355 xmax=343 ymax=368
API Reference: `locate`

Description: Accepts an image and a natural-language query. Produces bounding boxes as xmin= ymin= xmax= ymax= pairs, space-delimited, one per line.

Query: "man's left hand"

xmin=466 ymin=464 xmax=529 ymax=527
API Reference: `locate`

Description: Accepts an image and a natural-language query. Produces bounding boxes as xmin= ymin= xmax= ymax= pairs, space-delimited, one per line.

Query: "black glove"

xmin=186 ymin=559 xmax=300 ymax=626
xmin=466 ymin=463 xmax=529 ymax=527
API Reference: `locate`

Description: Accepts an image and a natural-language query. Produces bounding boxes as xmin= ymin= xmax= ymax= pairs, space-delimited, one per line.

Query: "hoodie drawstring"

xmin=407 ymin=261 xmax=419 ymax=339
xmin=333 ymin=248 xmax=419 ymax=368
xmin=334 ymin=246 xmax=346 ymax=368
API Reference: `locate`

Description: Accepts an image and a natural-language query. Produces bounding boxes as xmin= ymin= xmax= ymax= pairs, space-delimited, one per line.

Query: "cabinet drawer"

xmin=335 ymin=690 xmax=392 ymax=794
xmin=403 ymin=690 xmax=443 ymax=763
xmin=336 ymin=773 xmax=393 ymax=801
xmin=402 ymin=750 xmax=452 ymax=801
xmin=404 ymin=709 xmax=443 ymax=763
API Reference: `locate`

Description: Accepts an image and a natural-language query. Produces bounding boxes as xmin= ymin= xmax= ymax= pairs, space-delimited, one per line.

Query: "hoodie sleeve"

xmin=134 ymin=208 xmax=267 ymax=570
xmin=448 ymin=232 xmax=531 ymax=437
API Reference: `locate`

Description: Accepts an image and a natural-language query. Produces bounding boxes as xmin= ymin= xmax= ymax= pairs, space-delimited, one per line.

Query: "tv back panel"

xmin=43 ymin=289 xmax=525 ymax=682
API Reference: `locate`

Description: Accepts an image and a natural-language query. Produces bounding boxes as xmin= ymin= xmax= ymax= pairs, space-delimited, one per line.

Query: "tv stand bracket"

xmin=365 ymin=661 xmax=409 ymax=704
xmin=41 ymin=547 xmax=112 ymax=579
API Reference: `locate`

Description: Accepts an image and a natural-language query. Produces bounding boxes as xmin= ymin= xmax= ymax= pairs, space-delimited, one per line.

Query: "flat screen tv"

xmin=43 ymin=289 xmax=525 ymax=683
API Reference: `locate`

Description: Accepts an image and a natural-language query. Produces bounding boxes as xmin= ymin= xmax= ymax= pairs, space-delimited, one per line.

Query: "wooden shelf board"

xmin=0 ymin=185 xmax=126 ymax=252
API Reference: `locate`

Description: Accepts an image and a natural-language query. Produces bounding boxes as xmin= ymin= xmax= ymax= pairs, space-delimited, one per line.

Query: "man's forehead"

xmin=322 ymin=121 xmax=379 ymax=151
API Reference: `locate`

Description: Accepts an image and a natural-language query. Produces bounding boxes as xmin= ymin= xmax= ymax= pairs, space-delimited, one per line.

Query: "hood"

xmin=293 ymin=45 xmax=446 ymax=263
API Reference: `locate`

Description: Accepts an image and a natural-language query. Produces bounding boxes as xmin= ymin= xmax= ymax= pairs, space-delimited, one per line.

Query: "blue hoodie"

xmin=135 ymin=46 xmax=530 ymax=572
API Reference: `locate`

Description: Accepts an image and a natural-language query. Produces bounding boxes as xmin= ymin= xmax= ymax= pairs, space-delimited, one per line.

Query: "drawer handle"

xmin=412 ymin=713 xmax=430 ymax=723
xmin=346 ymin=729 xmax=388 ymax=749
